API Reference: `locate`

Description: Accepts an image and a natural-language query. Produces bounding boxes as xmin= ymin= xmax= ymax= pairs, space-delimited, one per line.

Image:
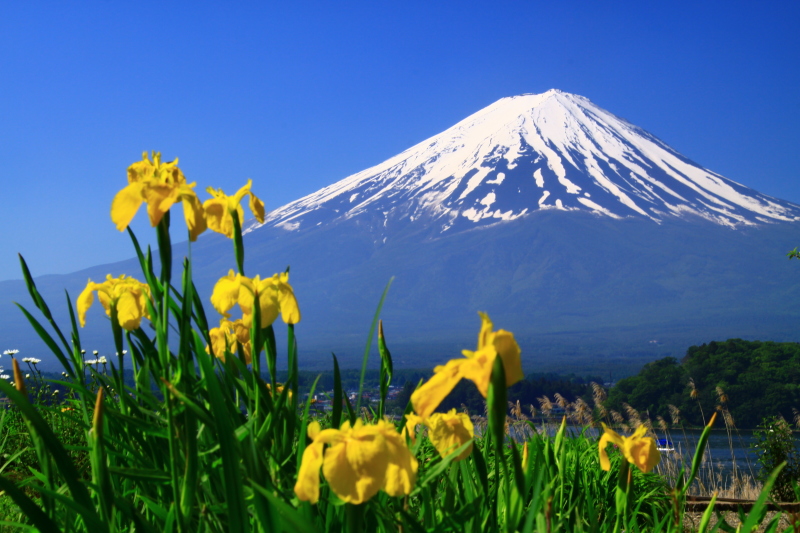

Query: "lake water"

xmin=651 ymin=428 xmax=761 ymax=479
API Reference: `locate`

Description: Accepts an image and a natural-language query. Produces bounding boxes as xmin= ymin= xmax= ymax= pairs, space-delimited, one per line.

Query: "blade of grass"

xmin=377 ymin=320 xmax=393 ymax=419
xmin=0 ymin=380 xmax=102 ymax=530
xmin=18 ymin=254 xmax=71 ymax=355
xmin=14 ymin=303 xmax=73 ymax=378
xmin=356 ymin=277 xmax=393 ymax=412
xmin=297 ymin=374 xmax=322 ymax=470
xmin=193 ymin=331 xmax=246 ymax=533
xmin=739 ymin=462 xmax=785 ymax=533
xmin=0 ymin=476 xmax=60 ymax=532
xmin=331 ymin=353 xmax=343 ymax=429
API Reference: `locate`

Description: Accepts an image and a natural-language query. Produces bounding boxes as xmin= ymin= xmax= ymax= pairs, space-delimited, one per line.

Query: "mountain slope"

xmin=3 ymin=90 xmax=800 ymax=375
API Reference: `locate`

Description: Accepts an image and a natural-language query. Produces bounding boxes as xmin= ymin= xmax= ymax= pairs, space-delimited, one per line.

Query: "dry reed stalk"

xmin=689 ymin=377 xmax=707 ymax=426
xmin=508 ymin=400 xmax=526 ymax=421
xmin=668 ymin=404 xmax=680 ymax=426
xmin=622 ymin=402 xmax=641 ymax=427
xmin=573 ymin=397 xmax=592 ymax=427
xmin=716 ymin=386 xmax=729 ymax=405
xmin=590 ymin=381 xmax=608 ymax=421
xmin=538 ymin=395 xmax=553 ymax=417
xmin=554 ymin=393 xmax=568 ymax=410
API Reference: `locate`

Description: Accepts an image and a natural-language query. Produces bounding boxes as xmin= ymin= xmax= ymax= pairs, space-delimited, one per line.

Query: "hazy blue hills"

xmin=3 ymin=209 xmax=799 ymax=377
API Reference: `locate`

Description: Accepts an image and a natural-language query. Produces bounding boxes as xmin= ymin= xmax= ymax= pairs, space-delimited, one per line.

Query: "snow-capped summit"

xmin=247 ymin=90 xmax=800 ymax=237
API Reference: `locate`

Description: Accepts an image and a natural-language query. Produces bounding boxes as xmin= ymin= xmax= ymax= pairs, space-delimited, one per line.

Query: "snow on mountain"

xmin=246 ymin=89 xmax=800 ymax=238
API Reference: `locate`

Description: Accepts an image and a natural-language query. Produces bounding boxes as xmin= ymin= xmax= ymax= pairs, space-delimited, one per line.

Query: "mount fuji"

xmin=3 ymin=90 xmax=800 ymax=375
xmin=249 ymin=89 xmax=800 ymax=236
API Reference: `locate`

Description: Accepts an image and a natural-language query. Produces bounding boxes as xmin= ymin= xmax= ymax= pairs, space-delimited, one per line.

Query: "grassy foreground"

xmin=0 ymin=152 xmax=796 ymax=532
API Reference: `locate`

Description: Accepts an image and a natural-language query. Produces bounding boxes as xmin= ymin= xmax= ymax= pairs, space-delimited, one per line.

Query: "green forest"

xmin=607 ymin=338 xmax=800 ymax=428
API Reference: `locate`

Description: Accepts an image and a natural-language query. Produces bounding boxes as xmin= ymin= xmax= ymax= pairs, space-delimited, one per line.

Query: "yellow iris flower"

xmin=405 ymin=409 xmax=474 ymax=461
xmin=410 ymin=312 xmax=523 ymax=418
xmin=203 ymin=179 xmax=265 ymax=238
xmin=265 ymin=383 xmax=293 ymax=401
xmin=207 ymin=318 xmax=251 ymax=363
xmin=294 ymin=418 xmax=417 ymax=504
xmin=111 ymin=151 xmax=207 ymax=241
xmin=210 ymin=270 xmax=300 ymax=328
xmin=598 ymin=423 xmax=661 ymax=473
xmin=77 ymin=274 xmax=151 ymax=331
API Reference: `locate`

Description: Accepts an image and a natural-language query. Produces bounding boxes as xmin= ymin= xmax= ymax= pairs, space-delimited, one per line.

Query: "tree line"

xmin=606 ymin=339 xmax=800 ymax=429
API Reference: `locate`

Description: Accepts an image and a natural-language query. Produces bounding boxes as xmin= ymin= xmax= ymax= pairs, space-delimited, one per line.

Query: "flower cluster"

xmin=204 ymin=179 xmax=265 ymax=239
xmin=294 ymin=419 xmax=417 ymax=504
xmin=211 ymin=271 xmax=301 ymax=329
xmin=21 ymin=357 xmax=41 ymax=364
xmin=207 ymin=318 xmax=251 ymax=363
xmin=411 ymin=312 xmax=524 ymax=418
xmin=598 ymin=423 xmax=661 ymax=473
xmin=405 ymin=409 xmax=474 ymax=461
xmin=78 ymin=274 xmax=152 ymax=331
xmin=110 ymin=152 xmax=265 ymax=242
xmin=111 ymin=151 xmax=207 ymax=241
xmin=294 ymin=312 xmax=519 ymax=505
xmin=81 ymin=153 xmax=273 ymax=335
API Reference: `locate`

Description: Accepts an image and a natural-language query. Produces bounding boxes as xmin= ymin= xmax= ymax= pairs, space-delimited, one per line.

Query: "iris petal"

xmin=110 ymin=182 xmax=145 ymax=232
xmin=294 ymin=442 xmax=325 ymax=504
xmin=143 ymin=183 xmax=178 ymax=227
xmin=380 ymin=421 xmax=418 ymax=496
xmin=210 ymin=271 xmax=240 ymax=316
xmin=117 ymin=289 xmax=145 ymax=331
xmin=249 ymin=192 xmax=265 ymax=223
xmin=493 ymin=330 xmax=524 ymax=386
xmin=181 ymin=189 xmax=207 ymax=241
xmin=411 ymin=358 xmax=465 ymax=418
xmin=77 ymin=280 xmax=99 ymax=327
xmin=276 ymin=273 xmax=301 ymax=324
xmin=204 ymin=199 xmax=228 ymax=236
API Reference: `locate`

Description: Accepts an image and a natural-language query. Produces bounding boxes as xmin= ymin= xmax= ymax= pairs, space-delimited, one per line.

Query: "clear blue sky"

xmin=1 ymin=1 xmax=798 ymax=282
